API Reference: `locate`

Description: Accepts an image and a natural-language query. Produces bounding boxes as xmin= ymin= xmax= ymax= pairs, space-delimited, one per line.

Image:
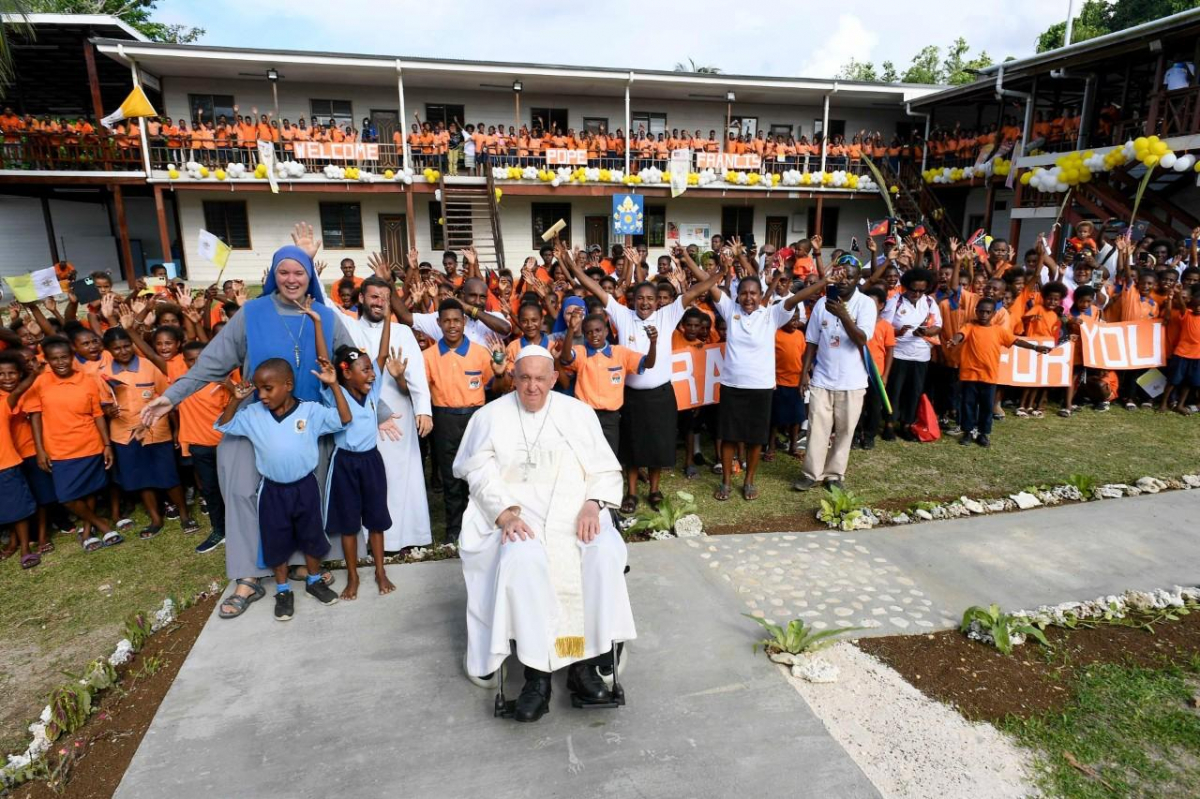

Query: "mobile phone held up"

xmin=826 ymin=283 xmax=841 ymax=303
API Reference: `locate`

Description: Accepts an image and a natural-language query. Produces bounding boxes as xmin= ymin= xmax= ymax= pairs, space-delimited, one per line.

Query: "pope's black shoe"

xmin=567 ymin=662 xmax=612 ymax=704
xmin=513 ymin=668 xmax=552 ymax=722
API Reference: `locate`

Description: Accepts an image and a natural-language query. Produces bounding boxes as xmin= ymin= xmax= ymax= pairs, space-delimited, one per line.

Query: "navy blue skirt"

xmin=1167 ymin=355 xmax=1200 ymax=388
xmin=113 ymin=440 xmax=180 ymax=491
xmin=52 ymin=454 xmax=108 ymax=503
xmin=324 ymin=447 xmax=391 ymax=535
xmin=22 ymin=455 xmax=58 ymax=505
xmin=0 ymin=465 xmax=36 ymax=525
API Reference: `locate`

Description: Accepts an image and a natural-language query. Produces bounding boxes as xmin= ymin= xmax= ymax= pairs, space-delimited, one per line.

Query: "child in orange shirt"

xmin=1015 ymin=281 xmax=1067 ymax=417
xmin=947 ymin=298 xmax=1051 ymax=446
xmin=100 ymin=327 xmax=196 ymax=539
xmin=766 ymin=308 xmax=807 ymax=461
xmin=1162 ymin=285 xmax=1200 ymax=414
xmin=856 ymin=286 xmax=895 ymax=450
xmin=176 ymin=341 xmax=236 ymax=553
xmin=0 ymin=351 xmax=41 ymax=568
xmin=25 ymin=336 xmax=121 ymax=550
xmin=558 ymin=313 xmax=654 ymax=455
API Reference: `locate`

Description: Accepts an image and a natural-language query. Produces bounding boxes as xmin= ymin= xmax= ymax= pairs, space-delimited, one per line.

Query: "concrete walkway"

xmin=114 ymin=541 xmax=878 ymax=799
xmin=704 ymin=489 xmax=1200 ymax=636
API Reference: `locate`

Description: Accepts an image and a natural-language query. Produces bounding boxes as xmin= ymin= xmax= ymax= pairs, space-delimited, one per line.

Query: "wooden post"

xmin=1146 ymin=54 xmax=1166 ymax=136
xmin=405 ymin=187 xmax=416 ymax=249
xmin=82 ymin=41 xmax=105 ymax=121
xmin=153 ymin=184 xmax=172 ymax=265
xmin=814 ymin=196 xmax=824 ymax=241
xmin=111 ymin=185 xmax=134 ymax=283
xmin=40 ymin=196 xmax=60 ymax=264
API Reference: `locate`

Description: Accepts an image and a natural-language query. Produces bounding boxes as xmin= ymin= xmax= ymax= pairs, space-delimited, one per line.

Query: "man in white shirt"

xmin=397 ymin=273 xmax=511 ymax=346
xmin=793 ymin=261 xmax=877 ymax=491
xmin=880 ymin=268 xmax=942 ymax=439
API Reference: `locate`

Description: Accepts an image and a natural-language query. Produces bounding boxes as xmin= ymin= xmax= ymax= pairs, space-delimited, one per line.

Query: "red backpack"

xmin=910 ymin=395 xmax=941 ymax=442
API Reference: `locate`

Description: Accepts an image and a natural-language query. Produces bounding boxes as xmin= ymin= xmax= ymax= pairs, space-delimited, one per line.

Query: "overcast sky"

xmin=157 ymin=0 xmax=1074 ymax=80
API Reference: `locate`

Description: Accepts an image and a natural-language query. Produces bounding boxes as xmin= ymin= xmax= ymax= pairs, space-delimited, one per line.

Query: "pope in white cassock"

xmin=454 ymin=345 xmax=637 ymax=722
xmin=346 ymin=274 xmax=433 ymax=549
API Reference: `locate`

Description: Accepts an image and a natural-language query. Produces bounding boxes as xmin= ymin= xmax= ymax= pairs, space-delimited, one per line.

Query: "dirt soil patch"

xmin=13 ymin=595 xmax=217 ymax=799
xmin=858 ymin=611 xmax=1200 ymax=723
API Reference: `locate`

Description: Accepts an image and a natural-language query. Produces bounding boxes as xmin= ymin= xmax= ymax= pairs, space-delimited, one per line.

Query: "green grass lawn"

xmin=1 ymin=406 xmax=1198 ymax=754
xmin=1002 ymin=658 xmax=1200 ymax=798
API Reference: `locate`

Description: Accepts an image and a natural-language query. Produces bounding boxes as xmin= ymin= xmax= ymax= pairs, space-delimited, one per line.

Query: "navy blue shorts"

xmin=0 ymin=465 xmax=36 ymax=525
xmin=113 ymin=440 xmax=180 ymax=491
xmin=52 ymin=454 xmax=108 ymax=503
xmin=325 ymin=447 xmax=391 ymax=535
xmin=257 ymin=474 xmax=329 ymax=569
xmin=22 ymin=456 xmax=57 ymax=505
xmin=771 ymin=385 xmax=807 ymax=428
xmin=1167 ymin=355 xmax=1200 ymax=388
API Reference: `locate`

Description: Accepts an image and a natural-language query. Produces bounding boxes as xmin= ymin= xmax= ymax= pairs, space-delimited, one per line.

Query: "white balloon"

xmin=1160 ymin=153 xmax=1177 ymax=169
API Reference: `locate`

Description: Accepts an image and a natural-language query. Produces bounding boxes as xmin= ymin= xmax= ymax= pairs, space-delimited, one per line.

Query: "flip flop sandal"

xmin=287 ymin=565 xmax=335 ymax=587
xmin=742 ymin=483 xmax=760 ymax=501
xmin=20 ymin=553 xmax=41 ymax=570
xmin=138 ymin=524 xmax=164 ymax=540
xmin=619 ymin=495 xmax=638 ymax=515
xmin=0 ymin=549 xmax=15 ymax=562
xmin=1014 ymin=408 xmax=1030 ymax=417
xmin=82 ymin=536 xmax=103 ymax=553
xmin=684 ymin=465 xmax=699 ymax=479
xmin=1031 ymin=409 xmax=1045 ymax=418
xmin=38 ymin=541 xmax=55 ymax=554
xmin=713 ymin=484 xmax=731 ymax=502
xmin=181 ymin=518 xmax=201 ymax=534
xmin=218 ymin=578 xmax=265 ymax=619
xmin=115 ymin=518 xmax=135 ymax=532
xmin=647 ymin=491 xmax=665 ymax=510
xmin=102 ymin=531 xmax=125 ymax=547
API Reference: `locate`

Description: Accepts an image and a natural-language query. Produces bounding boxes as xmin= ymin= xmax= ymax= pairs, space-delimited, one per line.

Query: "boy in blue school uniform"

xmin=215 ymin=356 xmax=351 ymax=621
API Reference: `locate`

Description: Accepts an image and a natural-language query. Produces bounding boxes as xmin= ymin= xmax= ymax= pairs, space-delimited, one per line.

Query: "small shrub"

xmin=626 ymin=491 xmax=698 ymax=538
xmin=961 ymin=603 xmax=1051 ymax=655
xmin=745 ymin=614 xmax=860 ymax=655
xmin=1066 ymin=473 xmax=1097 ymax=498
xmin=818 ymin=486 xmax=866 ymax=526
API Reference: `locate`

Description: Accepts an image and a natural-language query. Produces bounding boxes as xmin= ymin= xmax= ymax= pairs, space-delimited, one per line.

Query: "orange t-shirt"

xmin=9 ymin=394 xmax=37 ymax=459
xmin=23 ymin=369 xmax=106 ymax=460
xmin=423 ymin=339 xmax=494 ymax=408
xmin=867 ymin=319 xmax=896 ymax=375
xmin=774 ymin=329 xmax=806 ymax=387
xmin=672 ymin=331 xmax=705 ymax=352
xmin=1174 ymin=312 xmax=1200 ymax=359
xmin=1020 ymin=305 xmax=1062 ymax=340
xmin=100 ymin=356 xmax=171 ymax=445
xmin=563 ymin=344 xmax=644 ymax=411
xmin=0 ymin=398 xmax=22 ymax=470
xmin=957 ymin=322 xmax=1019 ymax=384
xmin=1116 ymin=285 xmax=1158 ymax=322
xmin=177 ymin=372 xmax=239 ymax=455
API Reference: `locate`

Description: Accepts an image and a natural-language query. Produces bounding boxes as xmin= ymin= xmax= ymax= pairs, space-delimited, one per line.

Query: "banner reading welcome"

xmin=293 ymin=141 xmax=379 ymax=161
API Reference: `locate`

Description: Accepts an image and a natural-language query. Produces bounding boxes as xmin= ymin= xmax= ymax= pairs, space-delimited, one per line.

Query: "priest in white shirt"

xmin=453 ymin=346 xmax=636 ymax=722
xmin=347 ymin=271 xmax=434 ymax=550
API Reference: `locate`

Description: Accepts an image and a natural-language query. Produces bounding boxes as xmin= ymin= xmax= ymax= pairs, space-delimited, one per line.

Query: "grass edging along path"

xmin=859 ymin=612 xmax=1200 ymax=799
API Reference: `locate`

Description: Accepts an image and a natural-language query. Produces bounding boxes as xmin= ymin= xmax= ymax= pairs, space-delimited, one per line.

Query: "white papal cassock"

xmin=348 ymin=316 xmax=433 ymax=549
xmin=454 ymin=392 xmax=636 ymax=677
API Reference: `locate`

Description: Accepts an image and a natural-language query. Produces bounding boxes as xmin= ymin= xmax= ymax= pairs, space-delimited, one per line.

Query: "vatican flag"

xmin=100 ymin=85 xmax=158 ymax=130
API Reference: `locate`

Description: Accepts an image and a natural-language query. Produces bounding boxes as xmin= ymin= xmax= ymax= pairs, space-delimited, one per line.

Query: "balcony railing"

xmin=0 ymin=133 xmax=144 ymax=171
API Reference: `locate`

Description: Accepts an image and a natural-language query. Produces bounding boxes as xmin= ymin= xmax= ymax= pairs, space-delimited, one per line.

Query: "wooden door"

xmin=378 ymin=214 xmax=409 ymax=269
xmin=766 ymin=216 xmax=788 ymax=250
xmin=585 ymin=215 xmax=609 ymax=254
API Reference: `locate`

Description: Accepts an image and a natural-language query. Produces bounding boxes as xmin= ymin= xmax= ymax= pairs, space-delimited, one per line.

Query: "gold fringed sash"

xmin=555 ymin=636 xmax=586 ymax=659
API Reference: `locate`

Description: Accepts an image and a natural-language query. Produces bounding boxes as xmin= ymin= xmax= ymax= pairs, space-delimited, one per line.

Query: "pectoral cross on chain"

xmin=520 ymin=450 xmax=536 ymax=481
xmin=294 ymin=345 xmax=301 ymax=367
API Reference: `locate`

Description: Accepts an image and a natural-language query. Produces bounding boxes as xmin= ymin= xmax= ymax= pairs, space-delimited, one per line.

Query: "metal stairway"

xmin=437 ymin=172 xmax=506 ymax=272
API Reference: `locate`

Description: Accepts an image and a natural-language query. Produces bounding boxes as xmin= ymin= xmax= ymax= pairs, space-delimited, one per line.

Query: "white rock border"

xmin=818 ymin=473 xmax=1200 ymax=530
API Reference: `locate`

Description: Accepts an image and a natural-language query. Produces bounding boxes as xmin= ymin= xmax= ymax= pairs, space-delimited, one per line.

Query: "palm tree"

xmin=673 ymin=58 xmax=722 ymax=74
xmin=1 ymin=1 xmax=36 ymax=94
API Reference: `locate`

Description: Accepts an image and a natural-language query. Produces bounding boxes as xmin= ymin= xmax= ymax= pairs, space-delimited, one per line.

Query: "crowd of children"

xmin=4 ymin=214 xmax=1200 ymax=574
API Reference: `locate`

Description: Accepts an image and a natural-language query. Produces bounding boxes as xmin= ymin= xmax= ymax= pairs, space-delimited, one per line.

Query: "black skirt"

xmin=619 ymin=383 xmax=678 ymax=467
xmin=718 ymin=385 xmax=773 ymax=445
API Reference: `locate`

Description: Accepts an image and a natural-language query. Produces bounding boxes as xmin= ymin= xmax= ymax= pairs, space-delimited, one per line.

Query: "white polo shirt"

xmin=412 ymin=310 xmax=507 ymax=347
xmin=805 ymin=291 xmax=877 ymax=391
xmin=604 ymin=294 xmax=684 ymax=389
xmin=882 ymin=293 xmax=942 ymax=363
xmin=715 ymin=290 xmax=801 ymax=389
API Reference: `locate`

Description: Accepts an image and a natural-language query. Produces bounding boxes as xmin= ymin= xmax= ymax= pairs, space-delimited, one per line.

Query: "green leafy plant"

xmin=818 ymin=485 xmax=866 ymax=526
xmin=44 ymin=684 xmax=92 ymax=742
xmin=123 ymin=612 xmax=153 ymax=653
xmin=961 ymin=603 xmax=1051 ymax=655
xmin=1066 ymin=473 xmax=1097 ymax=498
xmin=625 ymin=491 xmax=698 ymax=538
xmin=745 ymin=614 xmax=860 ymax=655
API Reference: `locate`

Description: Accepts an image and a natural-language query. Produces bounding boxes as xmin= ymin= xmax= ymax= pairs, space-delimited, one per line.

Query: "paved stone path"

xmin=692 ymin=489 xmax=1200 ymax=636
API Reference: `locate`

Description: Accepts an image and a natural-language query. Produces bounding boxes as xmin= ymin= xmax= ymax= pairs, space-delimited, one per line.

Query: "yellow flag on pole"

xmin=100 ymin=85 xmax=158 ymax=130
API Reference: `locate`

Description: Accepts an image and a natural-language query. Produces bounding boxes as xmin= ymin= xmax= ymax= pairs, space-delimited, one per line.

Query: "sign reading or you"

xmin=695 ymin=152 xmax=761 ymax=170
xmin=293 ymin=141 xmax=380 ymax=161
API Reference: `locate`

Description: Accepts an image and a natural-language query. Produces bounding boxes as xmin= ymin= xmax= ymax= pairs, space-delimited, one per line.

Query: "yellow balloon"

xmin=199 ymin=166 xmax=209 ymax=178
xmin=384 ymin=169 xmax=394 ymax=180
xmin=215 ymin=169 xmax=227 ymax=180
xmin=1020 ymin=171 xmax=1032 ymax=185
xmin=167 ymin=169 xmax=180 ymax=180
xmin=1143 ymin=154 xmax=1160 ymax=167
xmin=1152 ymin=141 xmax=1169 ymax=156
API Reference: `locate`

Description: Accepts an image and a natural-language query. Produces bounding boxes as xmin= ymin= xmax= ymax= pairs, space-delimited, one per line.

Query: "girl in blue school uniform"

xmin=318 ymin=298 xmax=396 ymax=601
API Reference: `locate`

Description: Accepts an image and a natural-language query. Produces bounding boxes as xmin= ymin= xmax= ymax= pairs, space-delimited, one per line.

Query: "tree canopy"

xmin=1035 ymin=0 xmax=1200 ymax=52
xmin=27 ymin=0 xmax=204 ymax=43
xmin=836 ymin=38 xmax=994 ymax=86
